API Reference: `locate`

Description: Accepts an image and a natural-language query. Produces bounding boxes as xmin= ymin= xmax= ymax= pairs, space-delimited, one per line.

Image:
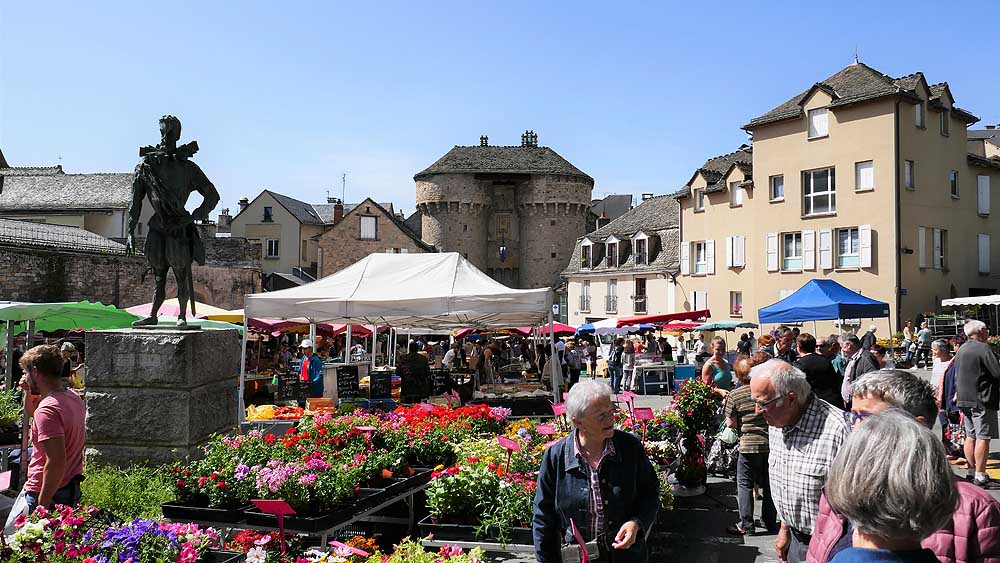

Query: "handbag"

xmin=561 ymin=518 xmax=601 ymax=563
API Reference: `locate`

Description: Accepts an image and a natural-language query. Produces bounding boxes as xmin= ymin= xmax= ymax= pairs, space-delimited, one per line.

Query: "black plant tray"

xmin=201 ymin=550 xmax=245 ymax=563
xmin=244 ymin=490 xmax=379 ymax=533
xmin=161 ymin=502 xmax=252 ymax=524
xmin=418 ymin=515 xmax=533 ymax=545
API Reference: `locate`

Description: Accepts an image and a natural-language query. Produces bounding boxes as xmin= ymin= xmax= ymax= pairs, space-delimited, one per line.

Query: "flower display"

xmin=359 ymin=537 xmax=484 ymax=563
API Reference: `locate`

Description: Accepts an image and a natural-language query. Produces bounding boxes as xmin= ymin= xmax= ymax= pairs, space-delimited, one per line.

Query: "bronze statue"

xmin=127 ymin=115 xmax=220 ymax=327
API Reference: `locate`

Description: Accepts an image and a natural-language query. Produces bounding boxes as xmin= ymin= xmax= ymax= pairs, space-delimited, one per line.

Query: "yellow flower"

xmin=433 ymin=464 xmax=445 ymax=471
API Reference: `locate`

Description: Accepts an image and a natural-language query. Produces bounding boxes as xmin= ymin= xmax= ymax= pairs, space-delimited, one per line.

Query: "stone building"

xmin=316 ymin=197 xmax=435 ymax=277
xmin=0 ymin=151 xmax=153 ymax=240
xmin=414 ymin=131 xmax=594 ymax=289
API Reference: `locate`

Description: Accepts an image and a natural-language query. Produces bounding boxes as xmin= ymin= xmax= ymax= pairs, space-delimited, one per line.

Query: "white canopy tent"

xmin=241 ymin=253 xmax=558 ymax=417
xmin=941 ymin=295 xmax=1000 ymax=307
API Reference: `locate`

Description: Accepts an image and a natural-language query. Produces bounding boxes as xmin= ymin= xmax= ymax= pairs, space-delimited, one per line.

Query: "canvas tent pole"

xmin=18 ymin=320 xmax=33 ymax=486
xmin=371 ymin=325 xmax=377 ymax=369
xmin=309 ymin=322 xmax=317 ymax=349
xmin=238 ymin=311 xmax=249 ymax=423
xmin=5 ymin=320 xmax=14 ymax=390
xmin=26 ymin=321 xmax=35 ymax=348
xmin=344 ymin=324 xmax=351 ymax=362
xmin=549 ymin=310 xmax=559 ymax=403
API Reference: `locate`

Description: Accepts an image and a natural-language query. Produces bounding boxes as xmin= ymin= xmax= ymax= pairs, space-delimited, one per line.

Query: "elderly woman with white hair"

xmin=532 ymin=379 xmax=659 ymax=563
xmin=824 ymin=408 xmax=959 ymax=562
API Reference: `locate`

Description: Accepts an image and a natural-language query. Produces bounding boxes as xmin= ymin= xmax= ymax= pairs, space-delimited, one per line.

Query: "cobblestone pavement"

xmin=485 ymin=369 xmax=1000 ymax=563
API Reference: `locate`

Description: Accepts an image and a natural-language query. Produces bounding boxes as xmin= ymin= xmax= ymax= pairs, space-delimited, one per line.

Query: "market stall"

xmin=242 ymin=253 xmax=555 ymax=421
xmin=757 ymin=279 xmax=891 ymax=337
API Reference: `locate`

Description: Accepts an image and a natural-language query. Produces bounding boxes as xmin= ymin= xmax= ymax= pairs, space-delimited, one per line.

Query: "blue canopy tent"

xmin=758 ymin=279 xmax=890 ymax=326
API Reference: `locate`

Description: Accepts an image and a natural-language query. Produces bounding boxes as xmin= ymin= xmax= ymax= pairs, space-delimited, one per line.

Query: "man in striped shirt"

xmin=750 ymin=359 xmax=851 ymax=563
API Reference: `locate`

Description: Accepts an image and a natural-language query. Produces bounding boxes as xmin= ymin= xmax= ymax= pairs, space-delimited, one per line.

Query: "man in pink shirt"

xmin=18 ymin=344 xmax=86 ymax=513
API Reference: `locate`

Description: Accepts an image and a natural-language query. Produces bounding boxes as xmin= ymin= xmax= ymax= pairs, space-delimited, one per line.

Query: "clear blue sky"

xmin=2 ymin=1 xmax=997 ymax=218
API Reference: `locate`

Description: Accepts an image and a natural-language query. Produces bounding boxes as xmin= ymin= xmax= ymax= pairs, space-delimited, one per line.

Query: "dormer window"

xmin=607 ymin=242 xmax=619 ymax=267
xmin=634 ymin=237 xmax=647 ymax=265
xmin=581 ymin=243 xmax=592 ymax=269
xmin=694 ymin=189 xmax=705 ymax=212
xmin=808 ymin=108 xmax=829 ymax=138
xmin=915 ymin=102 xmax=925 ymax=128
xmin=263 ymin=206 xmax=274 ymax=222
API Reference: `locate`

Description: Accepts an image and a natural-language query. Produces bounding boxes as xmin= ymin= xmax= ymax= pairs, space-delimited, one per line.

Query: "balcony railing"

xmin=579 ymin=296 xmax=591 ymax=311
xmin=606 ymin=295 xmax=618 ymax=313
xmin=633 ymin=296 xmax=647 ymax=313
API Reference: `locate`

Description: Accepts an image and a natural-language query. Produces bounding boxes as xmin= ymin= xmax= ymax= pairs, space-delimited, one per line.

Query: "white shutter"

xmin=808 ymin=108 xmax=829 ymax=137
xmin=725 ymin=236 xmax=734 ymax=268
xmin=705 ymin=240 xmax=715 ymax=275
xmin=855 ymin=161 xmax=874 ymax=191
xmin=680 ymin=241 xmax=690 ymax=275
xmin=979 ymin=175 xmax=991 ymax=216
xmin=819 ymin=229 xmax=833 ymax=269
xmin=766 ymin=233 xmax=779 ymax=272
xmin=918 ymin=227 xmax=927 ymax=268
xmin=802 ymin=230 xmax=816 ymax=270
xmin=697 ymin=291 xmax=708 ymax=311
xmin=689 ymin=291 xmax=696 ymax=310
xmin=979 ymin=234 xmax=991 ymax=274
xmin=933 ymin=229 xmax=943 ymax=269
xmin=859 ymin=224 xmax=873 ymax=268
xmin=736 ymin=236 xmax=746 ymax=267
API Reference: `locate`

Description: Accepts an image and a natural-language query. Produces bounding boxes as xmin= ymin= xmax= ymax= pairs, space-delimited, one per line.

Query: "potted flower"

xmin=0 ymin=387 xmax=21 ymax=445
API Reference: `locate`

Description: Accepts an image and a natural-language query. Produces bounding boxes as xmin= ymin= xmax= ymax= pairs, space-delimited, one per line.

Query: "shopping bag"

xmin=718 ymin=426 xmax=739 ymax=446
xmin=4 ymin=488 xmax=29 ymax=536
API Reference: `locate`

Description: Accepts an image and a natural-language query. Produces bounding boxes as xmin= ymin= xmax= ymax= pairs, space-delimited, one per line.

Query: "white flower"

xmin=247 ymin=546 xmax=267 ymax=563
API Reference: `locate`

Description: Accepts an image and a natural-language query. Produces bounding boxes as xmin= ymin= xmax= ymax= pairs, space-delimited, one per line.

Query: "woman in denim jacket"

xmin=532 ymin=380 xmax=659 ymax=562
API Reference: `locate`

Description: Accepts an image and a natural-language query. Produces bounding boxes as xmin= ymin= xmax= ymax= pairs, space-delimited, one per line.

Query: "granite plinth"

xmin=85 ymin=328 xmax=240 ymax=466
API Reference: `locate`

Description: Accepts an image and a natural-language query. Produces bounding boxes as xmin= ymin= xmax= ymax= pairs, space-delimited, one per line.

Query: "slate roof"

xmin=969 ymin=153 xmax=1000 ymax=170
xmin=320 ymin=198 xmax=436 ymax=252
xmin=673 ymin=145 xmax=753 ymax=198
xmin=744 ymin=63 xmax=924 ymax=129
xmin=969 ymin=128 xmax=1000 ymax=147
xmin=267 ymin=191 xmax=326 ymax=225
xmin=414 ymin=145 xmax=593 ymax=182
xmin=0 ymin=172 xmax=133 ymax=211
xmin=591 ymin=194 xmax=633 ymax=221
xmin=0 ymin=166 xmax=64 ymax=176
xmin=404 ymin=210 xmax=423 ymax=239
xmin=0 ymin=217 xmax=126 ymax=254
xmin=563 ymin=195 xmax=680 ymax=276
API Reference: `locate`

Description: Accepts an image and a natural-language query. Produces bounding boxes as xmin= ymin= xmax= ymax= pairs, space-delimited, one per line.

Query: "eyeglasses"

xmin=753 ymin=394 xmax=785 ymax=411
xmin=851 ymin=411 xmax=875 ymax=424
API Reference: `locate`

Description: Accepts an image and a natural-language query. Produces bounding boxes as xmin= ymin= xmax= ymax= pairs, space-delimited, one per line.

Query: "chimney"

xmin=520 ymin=130 xmax=538 ymax=147
xmin=641 ymin=193 xmax=654 ymax=201
xmin=238 ymin=197 xmax=250 ymax=213
xmin=217 ymin=208 xmax=232 ymax=231
xmin=333 ymin=198 xmax=344 ymax=225
xmin=480 ymin=135 xmax=489 ymax=146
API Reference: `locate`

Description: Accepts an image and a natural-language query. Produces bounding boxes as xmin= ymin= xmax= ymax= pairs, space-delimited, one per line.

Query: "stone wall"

xmin=0 ymin=246 xmax=260 ymax=310
xmin=316 ymin=201 xmax=432 ymax=277
xmin=85 ymin=328 xmax=240 ymax=466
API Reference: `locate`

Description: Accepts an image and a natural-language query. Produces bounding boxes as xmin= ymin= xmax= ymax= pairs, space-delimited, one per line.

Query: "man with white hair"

xmin=749 ymin=359 xmax=851 ymax=563
xmin=953 ymin=319 xmax=1000 ymax=487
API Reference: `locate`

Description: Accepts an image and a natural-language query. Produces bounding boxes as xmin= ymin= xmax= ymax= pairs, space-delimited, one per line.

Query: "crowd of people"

xmin=704 ymin=320 xmax=1000 ymax=563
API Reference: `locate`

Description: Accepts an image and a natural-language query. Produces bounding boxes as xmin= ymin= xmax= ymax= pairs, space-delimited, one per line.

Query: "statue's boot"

xmin=132 ymin=316 xmax=158 ymax=327
xmin=176 ymin=317 xmax=188 ymax=328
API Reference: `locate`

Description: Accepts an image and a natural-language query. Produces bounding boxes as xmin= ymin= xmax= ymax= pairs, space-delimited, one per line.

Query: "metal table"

xmin=633 ymin=363 xmax=674 ymax=395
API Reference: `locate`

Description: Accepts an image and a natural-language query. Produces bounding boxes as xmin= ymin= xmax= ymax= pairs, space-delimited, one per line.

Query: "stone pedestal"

xmin=84 ymin=328 xmax=241 ymax=466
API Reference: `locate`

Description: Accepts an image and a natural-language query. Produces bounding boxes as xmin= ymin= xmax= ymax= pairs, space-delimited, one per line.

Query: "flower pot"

xmin=418 ymin=515 xmax=533 ymax=545
xmin=200 ymin=549 xmax=245 ymax=563
xmin=161 ymin=502 xmax=252 ymax=524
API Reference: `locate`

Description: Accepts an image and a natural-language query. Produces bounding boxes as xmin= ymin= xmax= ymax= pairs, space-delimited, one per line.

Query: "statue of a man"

xmin=127 ymin=115 xmax=220 ymax=327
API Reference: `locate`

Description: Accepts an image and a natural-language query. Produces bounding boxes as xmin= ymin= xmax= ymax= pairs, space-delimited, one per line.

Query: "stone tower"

xmin=415 ymin=131 xmax=594 ymax=289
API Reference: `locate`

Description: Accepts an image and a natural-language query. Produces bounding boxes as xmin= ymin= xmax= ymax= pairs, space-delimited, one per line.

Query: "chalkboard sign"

xmin=276 ymin=372 xmax=308 ymax=402
xmin=431 ymin=369 xmax=449 ymax=395
xmin=369 ymin=370 xmax=392 ymax=400
xmin=337 ymin=365 xmax=360 ymax=399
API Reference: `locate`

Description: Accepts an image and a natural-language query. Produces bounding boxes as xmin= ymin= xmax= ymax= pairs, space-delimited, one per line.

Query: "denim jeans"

xmin=736 ymin=452 xmax=776 ymax=530
xmin=608 ymin=364 xmax=623 ymax=392
xmin=25 ymin=483 xmax=81 ymax=514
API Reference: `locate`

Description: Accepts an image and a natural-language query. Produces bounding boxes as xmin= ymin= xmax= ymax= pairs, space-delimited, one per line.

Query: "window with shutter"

xmin=693 ymin=242 xmax=708 ymax=274
xmin=859 ymin=224 xmax=872 ymax=268
xmin=730 ymin=182 xmax=743 ymax=207
xmin=932 ymin=228 xmax=946 ymax=270
xmin=766 ymin=233 xmax=779 ymax=272
xmin=904 ymin=161 xmax=915 ymax=190
xmin=802 ymin=230 xmax=816 ymax=270
xmin=705 ymin=240 xmax=715 ymax=274
xmin=836 ymin=227 xmax=860 ymax=268
xmin=360 ymin=216 xmax=377 ymax=240
xmin=769 ymin=175 xmax=785 ymax=201
xmin=940 ymin=110 xmax=950 ymax=136
xmin=915 ymin=102 xmax=925 ymax=128
xmin=855 ymin=161 xmax=874 ymax=192
xmin=808 ymin=108 xmax=829 ymax=138
xmin=979 ymin=234 xmax=990 ymax=274
xmin=680 ymin=241 xmax=690 ymax=276
xmin=782 ymin=232 xmax=803 ymax=271
xmin=918 ymin=227 xmax=927 ymax=268
xmin=819 ymin=229 xmax=833 ymax=269
xmin=735 ymin=236 xmax=746 ymax=267
xmin=803 ymin=167 xmax=836 ymax=215
xmin=978 ymin=176 xmax=991 ymax=216
xmin=949 ymin=171 xmax=960 ymax=199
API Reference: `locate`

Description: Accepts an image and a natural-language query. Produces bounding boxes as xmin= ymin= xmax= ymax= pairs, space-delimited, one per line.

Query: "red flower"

xmin=264 ymin=434 xmax=277 ymax=445
xmin=176 ymin=480 xmax=187 ymax=488
xmin=216 ymin=481 xmax=227 ymax=489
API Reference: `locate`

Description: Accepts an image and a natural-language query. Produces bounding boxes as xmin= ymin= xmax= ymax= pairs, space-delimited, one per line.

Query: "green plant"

xmin=426 ymin=463 xmax=501 ymax=524
xmin=670 ymin=379 xmax=720 ymax=438
xmin=364 ymin=537 xmax=484 ymax=563
xmin=656 ymin=470 xmax=674 ymax=511
xmin=0 ymin=387 xmax=21 ymax=430
xmin=80 ymin=463 xmax=174 ymax=519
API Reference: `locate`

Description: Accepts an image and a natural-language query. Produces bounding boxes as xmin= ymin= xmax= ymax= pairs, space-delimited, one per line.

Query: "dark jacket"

xmin=770 ymin=344 xmax=799 ymax=364
xmin=533 ymin=430 xmax=659 ymax=563
xmin=859 ymin=330 xmax=877 ymax=351
xmin=795 ymin=353 xmax=844 ymax=409
xmin=846 ymin=350 xmax=880 ymax=384
xmin=954 ymin=339 xmax=1000 ymax=410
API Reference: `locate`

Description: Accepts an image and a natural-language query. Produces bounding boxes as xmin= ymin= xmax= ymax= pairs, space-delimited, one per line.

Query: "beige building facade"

xmin=316 ymin=198 xmax=434 ymax=277
xmin=229 ymin=190 xmax=326 ymax=276
xmin=563 ymin=195 xmax=679 ymax=326
xmin=675 ymin=62 xmax=1000 ymax=333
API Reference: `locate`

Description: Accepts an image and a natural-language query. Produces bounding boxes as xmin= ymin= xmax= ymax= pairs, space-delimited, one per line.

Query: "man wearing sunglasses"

xmin=808 ymin=369 xmax=1000 ymax=563
xmin=749 ymin=359 xmax=851 ymax=563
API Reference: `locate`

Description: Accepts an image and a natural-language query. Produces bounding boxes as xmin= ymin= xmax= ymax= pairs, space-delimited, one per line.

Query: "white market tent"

xmin=240 ymin=253 xmax=558 ymax=417
xmin=941 ymin=295 xmax=1000 ymax=307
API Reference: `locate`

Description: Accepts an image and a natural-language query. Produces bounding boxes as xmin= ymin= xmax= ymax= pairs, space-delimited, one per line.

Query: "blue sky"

xmin=2 ymin=1 xmax=997 ymax=218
